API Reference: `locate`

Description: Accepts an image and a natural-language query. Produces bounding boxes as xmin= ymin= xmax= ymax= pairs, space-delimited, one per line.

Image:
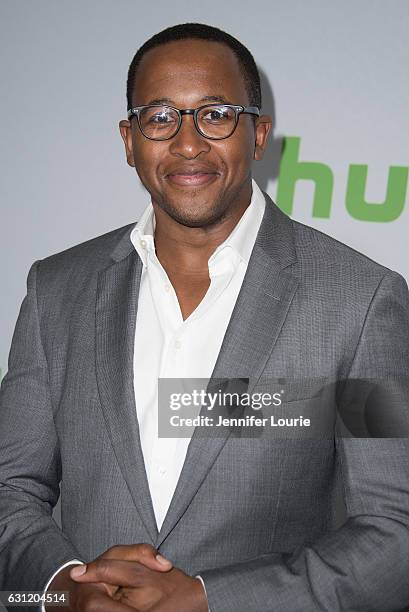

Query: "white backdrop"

xmin=1 ymin=0 xmax=408 ymax=381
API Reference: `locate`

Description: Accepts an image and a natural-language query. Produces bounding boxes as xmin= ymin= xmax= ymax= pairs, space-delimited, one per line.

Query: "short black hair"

xmin=126 ymin=22 xmax=262 ymax=112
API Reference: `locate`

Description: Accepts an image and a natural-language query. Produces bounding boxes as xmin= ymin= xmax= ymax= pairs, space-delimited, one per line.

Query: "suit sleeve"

xmin=0 ymin=260 xmax=83 ymax=596
xmin=199 ymin=271 xmax=409 ymax=612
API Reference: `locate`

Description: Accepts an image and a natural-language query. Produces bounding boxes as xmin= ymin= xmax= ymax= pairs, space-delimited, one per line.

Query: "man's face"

xmin=119 ymin=39 xmax=271 ymax=228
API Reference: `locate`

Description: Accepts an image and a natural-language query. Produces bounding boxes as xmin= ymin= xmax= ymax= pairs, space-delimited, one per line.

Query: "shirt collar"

xmin=208 ymin=178 xmax=265 ymax=266
xmin=130 ymin=178 xmax=266 ymax=268
xmin=130 ymin=198 xmax=157 ymax=267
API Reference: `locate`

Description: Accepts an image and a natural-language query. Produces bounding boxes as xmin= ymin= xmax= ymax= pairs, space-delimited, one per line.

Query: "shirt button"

xmin=159 ymin=468 xmax=166 ymax=476
xmin=174 ymin=339 xmax=181 ymax=349
xmin=140 ymin=239 xmax=147 ymax=249
xmin=165 ymin=284 xmax=171 ymax=292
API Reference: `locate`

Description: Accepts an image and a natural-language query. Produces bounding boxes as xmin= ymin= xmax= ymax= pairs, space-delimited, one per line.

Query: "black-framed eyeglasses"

xmin=127 ymin=103 xmax=260 ymax=141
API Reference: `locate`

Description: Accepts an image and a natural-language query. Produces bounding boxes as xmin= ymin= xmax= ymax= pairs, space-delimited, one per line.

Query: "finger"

xmin=114 ymin=585 xmax=163 ymax=611
xmin=91 ymin=580 xmax=121 ymax=599
xmin=70 ymin=559 xmax=151 ymax=587
xmin=100 ymin=543 xmax=172 ymax=571
xmin=76 ymin=586 xmax=137 ymax=612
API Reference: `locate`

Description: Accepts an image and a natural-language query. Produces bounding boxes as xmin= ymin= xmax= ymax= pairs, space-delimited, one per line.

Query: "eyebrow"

xmin=145 ymin=95 xmax=233 ymax=106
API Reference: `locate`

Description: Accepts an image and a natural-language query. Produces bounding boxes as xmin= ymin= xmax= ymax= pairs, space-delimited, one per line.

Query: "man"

xmin=0 ymin=21 xmax=409 ymax=612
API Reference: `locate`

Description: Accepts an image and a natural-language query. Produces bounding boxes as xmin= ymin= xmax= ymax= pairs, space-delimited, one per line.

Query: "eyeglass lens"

xmin=138 ymin=105 xmax=238 ymax=140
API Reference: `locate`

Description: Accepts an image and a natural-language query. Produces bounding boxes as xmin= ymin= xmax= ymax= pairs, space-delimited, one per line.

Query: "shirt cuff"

xmin=40 ymin=559 xmax=84 ymax=612
xmin=196 ymin=575 xmax=211 ymax=612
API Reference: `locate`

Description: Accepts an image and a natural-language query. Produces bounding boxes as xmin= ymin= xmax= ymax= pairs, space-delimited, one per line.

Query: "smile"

xmin=166 ymin=172 xmax=219 ymax=186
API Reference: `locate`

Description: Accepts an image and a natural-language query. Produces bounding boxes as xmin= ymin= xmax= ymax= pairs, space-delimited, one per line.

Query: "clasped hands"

xmin=53 ymin=543 xmax=208 ymax=611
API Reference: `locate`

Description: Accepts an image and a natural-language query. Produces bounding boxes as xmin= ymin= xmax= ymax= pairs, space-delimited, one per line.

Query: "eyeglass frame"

xmin=127 ymin=103 xmax=260 ymax=141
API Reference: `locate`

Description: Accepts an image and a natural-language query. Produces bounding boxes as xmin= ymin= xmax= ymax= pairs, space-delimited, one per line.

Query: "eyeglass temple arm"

xmin=244 ymin=106 xmax=260 ymax=116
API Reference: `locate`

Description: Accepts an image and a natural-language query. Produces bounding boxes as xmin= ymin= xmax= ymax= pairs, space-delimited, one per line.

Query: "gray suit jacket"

xmin=1 ymin=192 xmax=409 ymax=611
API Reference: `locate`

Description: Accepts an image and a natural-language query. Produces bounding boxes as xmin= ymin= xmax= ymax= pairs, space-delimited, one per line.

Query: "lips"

xmin=165 ymin=166 xmax=220 ymax=187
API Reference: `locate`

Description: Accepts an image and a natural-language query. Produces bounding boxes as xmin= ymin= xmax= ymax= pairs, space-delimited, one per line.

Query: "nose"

xmin=168 ymin=114 xmax=211 ymax=158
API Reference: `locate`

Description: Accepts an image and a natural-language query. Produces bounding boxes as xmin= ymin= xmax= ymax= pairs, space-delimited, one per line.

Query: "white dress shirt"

xmin=42 ymin=179 xmax=266 ymax=609
xmin=131 ymin=178 xmax=265 ymax=530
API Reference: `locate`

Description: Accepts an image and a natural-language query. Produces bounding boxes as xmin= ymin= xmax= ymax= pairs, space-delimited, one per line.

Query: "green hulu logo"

xmin=276 ymin=137 xmax=408 ymax=222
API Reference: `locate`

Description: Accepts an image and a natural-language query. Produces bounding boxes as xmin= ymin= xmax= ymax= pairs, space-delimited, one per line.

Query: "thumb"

xmin=127 ymin=544 xmax=172 ymax=571
xmin=101 ymin=544 xmax=173 ymax=571
xmin=154 ymin=553 xmax=173 ymax=570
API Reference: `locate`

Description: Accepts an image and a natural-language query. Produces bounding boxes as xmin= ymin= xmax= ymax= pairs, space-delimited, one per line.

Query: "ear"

xmin=119 ymin=119 xmax=135 ymax=167
xmin=253 ymin=114 xmax=273 ymax=161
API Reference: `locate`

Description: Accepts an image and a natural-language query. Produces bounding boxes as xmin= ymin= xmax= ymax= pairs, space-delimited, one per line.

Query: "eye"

xmin=148 ymin=111 xmax=174 ymax=124
xmin=201 ymin=106 xmax=232 ymax=122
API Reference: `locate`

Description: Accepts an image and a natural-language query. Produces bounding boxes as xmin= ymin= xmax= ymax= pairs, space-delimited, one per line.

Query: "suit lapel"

xmin=156 ymin=192 xmax=300 ymax=547
xmin=95 ymin=244 xmax=159 ymax=542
